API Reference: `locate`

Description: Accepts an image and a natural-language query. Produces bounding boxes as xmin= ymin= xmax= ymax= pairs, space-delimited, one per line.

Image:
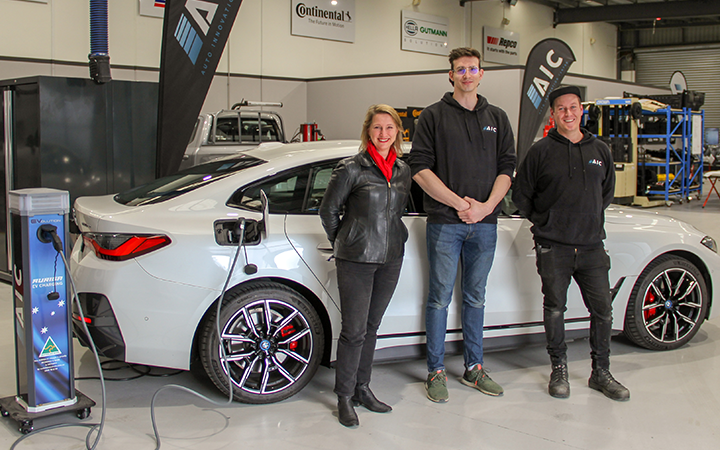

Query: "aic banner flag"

xmin=156 ymin=0 xmax=244 ymax=177
xmin=517 ymin=39 xmax=575 ymax=163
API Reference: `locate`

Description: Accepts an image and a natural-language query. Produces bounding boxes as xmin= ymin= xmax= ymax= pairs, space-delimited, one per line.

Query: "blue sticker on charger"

xmin=28 ymin=214 xmax=72 ymax=406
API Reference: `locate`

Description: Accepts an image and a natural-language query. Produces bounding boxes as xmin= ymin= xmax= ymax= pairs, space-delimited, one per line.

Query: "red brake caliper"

xmin=643 ymin=291 xmax=656 ymax=320
xmin=280 ymin=325 xmax=297 ymax=350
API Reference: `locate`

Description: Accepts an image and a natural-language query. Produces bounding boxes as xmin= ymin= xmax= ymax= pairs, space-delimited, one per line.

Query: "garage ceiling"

xmin=526 ymin=0 xmax=720 ymax=30
xmin=460 ymin=1 xmax=720 ymax=31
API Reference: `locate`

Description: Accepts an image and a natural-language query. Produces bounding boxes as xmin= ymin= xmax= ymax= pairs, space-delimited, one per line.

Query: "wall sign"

xmin=139 ymin=0 xmax=166 ymax=18
xmin=401 ymin=10 xmax=449 ymax=56
xmin=483 ymin=26 xmax=520 ymax=65
xmin=291 ymin=0 xmax=355 ymax=43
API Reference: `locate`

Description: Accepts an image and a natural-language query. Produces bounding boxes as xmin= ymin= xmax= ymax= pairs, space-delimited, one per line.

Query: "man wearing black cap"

xmin=513 ymin=86 xmax=629 ymax=401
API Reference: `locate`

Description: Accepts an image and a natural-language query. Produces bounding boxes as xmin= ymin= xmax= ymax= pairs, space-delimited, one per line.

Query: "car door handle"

xmin=317 ymin=243 xmax=334 ymax=260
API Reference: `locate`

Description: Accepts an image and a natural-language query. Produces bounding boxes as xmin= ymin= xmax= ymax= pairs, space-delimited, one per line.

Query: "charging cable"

xmin=13 ymin=218 xmax=249 ymax=449
xmin=148 ymin=217 xmax=247 ymax=449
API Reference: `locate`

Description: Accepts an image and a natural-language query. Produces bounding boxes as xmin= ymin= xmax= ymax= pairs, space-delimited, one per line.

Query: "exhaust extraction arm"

xmin=89 ymin=0 xmax=112 ymax=84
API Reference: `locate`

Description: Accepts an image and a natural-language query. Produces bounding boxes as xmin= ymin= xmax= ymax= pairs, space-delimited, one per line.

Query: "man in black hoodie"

xmin=409 ymin=47 xmax=516 ymax=403
xmin=513 ymin=86 xmax=629 ymax=401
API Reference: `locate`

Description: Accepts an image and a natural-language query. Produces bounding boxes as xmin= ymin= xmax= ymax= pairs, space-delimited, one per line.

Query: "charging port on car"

xmin=214 ymin=219 xmax=263 ymax=246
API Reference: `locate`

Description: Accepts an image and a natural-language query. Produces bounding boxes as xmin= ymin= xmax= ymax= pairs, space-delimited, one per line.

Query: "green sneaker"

xmin=461 ymin=365 xmax=504 ymax=396
xmin=425 ymin=369 xmax=449 ymax=403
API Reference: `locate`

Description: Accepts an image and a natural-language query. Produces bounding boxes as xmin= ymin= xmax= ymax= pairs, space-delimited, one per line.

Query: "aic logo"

xmin=405 ymin=20 xmax=418 ymax=36
xmin=526 ymin=49 xmax=564 ymax=109
xmin=174 ymin=0 xmax=219 ymax=65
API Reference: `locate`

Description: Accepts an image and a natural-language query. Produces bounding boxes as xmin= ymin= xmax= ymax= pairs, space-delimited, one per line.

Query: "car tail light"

xmin=83 ymin=233 xmax=171 ymax=261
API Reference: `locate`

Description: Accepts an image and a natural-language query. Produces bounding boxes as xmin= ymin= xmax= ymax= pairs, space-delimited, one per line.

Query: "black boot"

xmin=337 ymin=396 xmax=359 ymax=427
xmin=352 ymin=384 xmax=392 ymax=413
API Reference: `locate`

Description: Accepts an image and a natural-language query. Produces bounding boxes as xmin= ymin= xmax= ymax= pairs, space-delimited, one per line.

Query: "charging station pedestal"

xmin=1 ymin=188 xmax=94 ymax=434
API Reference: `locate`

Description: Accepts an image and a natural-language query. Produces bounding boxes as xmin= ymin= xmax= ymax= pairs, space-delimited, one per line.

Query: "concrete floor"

xmin=2 ymin=190 xmax=720 ymax=450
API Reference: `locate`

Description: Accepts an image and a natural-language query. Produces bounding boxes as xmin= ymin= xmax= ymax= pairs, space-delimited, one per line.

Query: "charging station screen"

xmin=27 ymin=214 xmax=72 ymax=406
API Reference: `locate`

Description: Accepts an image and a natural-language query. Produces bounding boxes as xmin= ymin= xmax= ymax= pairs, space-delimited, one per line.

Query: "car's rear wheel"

xmin=624 ymin=255 xmax=708 ymax=350
xmin=199 ymin=281 xmax=323 ymax=403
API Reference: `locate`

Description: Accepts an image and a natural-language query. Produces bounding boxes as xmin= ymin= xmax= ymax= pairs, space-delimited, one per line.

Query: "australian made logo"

xmin=525 ymin=49 xmax=567 ymax=110
xmin=174 ymin=0 xmax=238 ymax=73
xmin=40 ymin=336 xmax=62 ymax=357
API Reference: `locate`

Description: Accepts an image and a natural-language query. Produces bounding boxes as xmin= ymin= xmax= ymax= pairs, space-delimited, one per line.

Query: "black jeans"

xmin=334 ymin=258 xmax=403 ymax=397
xmin=535 ymin=244 xmax=612 ymax=370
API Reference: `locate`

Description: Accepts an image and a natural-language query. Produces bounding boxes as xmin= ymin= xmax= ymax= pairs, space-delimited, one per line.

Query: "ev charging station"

xmin=0 ymin=188 xmax=94 ymax=434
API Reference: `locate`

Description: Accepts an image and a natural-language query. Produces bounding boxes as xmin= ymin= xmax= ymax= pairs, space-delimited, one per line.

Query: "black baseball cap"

xmin=549 ymin=86 xmax=582 ymax=107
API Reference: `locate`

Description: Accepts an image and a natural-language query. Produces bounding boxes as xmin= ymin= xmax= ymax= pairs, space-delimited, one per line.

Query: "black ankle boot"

xmin=352 ymin=384 xmax=392 ymax=413
xmin=337 ymin=396 xmax=359 ymax=427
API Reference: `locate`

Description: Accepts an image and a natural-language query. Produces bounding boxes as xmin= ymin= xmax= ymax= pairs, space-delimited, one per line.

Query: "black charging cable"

xmin=15 ymin=218 xmax=250 ymax=450
xmin=12 ymin=225 xmax=107 ymax=450
xmin=148 ymin=217 xmax=247 ymax=450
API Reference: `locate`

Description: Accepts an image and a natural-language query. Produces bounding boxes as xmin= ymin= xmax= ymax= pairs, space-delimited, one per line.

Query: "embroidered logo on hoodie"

xmin=483 ymin=126 xmax=497 ymax=132
xmin=588 ymin=159 xmax=603 ymax=167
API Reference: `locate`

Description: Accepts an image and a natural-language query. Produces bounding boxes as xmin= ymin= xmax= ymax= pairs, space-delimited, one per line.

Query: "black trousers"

xmin=535 ymin=244 xmax=612 ymax=370
xmin=334 ymin=258 xmax=403 ymax=397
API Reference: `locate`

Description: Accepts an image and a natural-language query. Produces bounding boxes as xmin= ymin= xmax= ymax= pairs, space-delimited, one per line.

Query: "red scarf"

xmin=367 ymin=142 xmax=397 ymax=182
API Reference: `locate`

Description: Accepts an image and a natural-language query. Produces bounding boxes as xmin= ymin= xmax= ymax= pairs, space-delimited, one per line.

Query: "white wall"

xmin=468 ymin=0 xmax=617 ymax=78
xmin=1 ymin=0 xmax=616 ymax=79
xmin=0 ymin=0 xmax=641 ymax=142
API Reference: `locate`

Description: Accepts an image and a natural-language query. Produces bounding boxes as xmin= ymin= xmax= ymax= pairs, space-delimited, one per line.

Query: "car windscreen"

xmin=114 ymin=155 xmax=266 ymax=206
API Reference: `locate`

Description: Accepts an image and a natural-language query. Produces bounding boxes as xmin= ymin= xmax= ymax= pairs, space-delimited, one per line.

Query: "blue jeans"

xmin=425 ymin=222 xmax=497 ymax=372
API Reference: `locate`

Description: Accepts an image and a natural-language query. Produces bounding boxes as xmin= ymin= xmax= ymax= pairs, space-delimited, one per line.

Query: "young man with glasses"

xmin=409 ymin=47 xmax=516 ymax=403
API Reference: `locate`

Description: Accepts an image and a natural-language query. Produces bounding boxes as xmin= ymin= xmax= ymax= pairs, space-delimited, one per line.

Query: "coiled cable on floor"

xmin=148 ymin=218 xmax=248 ymax=450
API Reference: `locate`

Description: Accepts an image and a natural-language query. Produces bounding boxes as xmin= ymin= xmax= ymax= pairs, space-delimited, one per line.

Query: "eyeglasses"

xmin=454 ymin=66 xmax=480 ymax=75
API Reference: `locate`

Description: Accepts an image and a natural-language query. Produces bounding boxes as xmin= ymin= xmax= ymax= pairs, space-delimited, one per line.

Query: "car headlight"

xmin=701 ymin=236 xmax=717 ymax=253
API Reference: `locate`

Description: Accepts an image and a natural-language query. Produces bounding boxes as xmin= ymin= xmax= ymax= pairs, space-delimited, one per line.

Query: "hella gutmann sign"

xmin=292 ymin=0 xmax=355 ymax=43
xmin=401 ymin=10 xmax=449 ymax=56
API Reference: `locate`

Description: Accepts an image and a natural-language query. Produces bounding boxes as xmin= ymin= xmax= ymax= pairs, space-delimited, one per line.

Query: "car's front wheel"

xmin=624 ymin=255 xmax=708 ymax=350
xmin=199 ymin=281 xmax=324 ymax=403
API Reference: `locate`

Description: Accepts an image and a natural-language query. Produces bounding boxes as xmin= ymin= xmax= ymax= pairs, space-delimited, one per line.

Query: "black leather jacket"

xmin=319 ymin=151 xmax=411 ymax=264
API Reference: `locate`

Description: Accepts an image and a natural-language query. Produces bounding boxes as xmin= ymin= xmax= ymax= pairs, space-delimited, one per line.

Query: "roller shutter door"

xmin=635 ymin=45 xmax=720 ymax=129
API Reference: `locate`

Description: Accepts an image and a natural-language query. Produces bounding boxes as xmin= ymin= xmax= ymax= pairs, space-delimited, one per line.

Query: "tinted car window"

xmin=215 ymin=117 xmax=239 ymax=142
xmin=228 ymin=157 xmax=430 ymax=216
xmin=214 ymin=116 xmax=281 ymax=144
xmin=115 ymin=156 xmax=265 ymax=206
xmin=241 ymin=118 xmax=281 ymax=143
xmin=229 ymin=160 xmax=341 ymax=213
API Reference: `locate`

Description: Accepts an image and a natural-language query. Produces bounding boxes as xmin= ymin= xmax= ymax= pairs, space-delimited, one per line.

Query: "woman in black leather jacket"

xmin=319 ymin=104 xmax=411 ymax=428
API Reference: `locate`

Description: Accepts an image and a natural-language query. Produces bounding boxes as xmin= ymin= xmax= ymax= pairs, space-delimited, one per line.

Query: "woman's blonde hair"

xmin=359 ymin=104 xmax=405 ymax=157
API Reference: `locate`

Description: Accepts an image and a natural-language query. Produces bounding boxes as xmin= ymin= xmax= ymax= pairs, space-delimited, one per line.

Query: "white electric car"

xmin=70 ymin=140 xmax=720 ymax=404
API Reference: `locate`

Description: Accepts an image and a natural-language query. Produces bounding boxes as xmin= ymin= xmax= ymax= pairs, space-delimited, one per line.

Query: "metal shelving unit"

xmin=637 ymin=107 xmax=704 ymax=205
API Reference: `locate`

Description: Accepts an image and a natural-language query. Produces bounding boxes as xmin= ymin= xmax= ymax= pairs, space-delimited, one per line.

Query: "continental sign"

xmin=291 ymin=0 xmax=355 ymax=43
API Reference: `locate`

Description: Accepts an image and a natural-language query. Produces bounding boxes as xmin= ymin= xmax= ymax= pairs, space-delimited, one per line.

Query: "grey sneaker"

xmin=589 ymin=368 xmax=630 ymax=401
xmin=425 ymin=369 xmax=449 ymax=403
xmin=460 ymin=365 xmax=504 ymax=396
xmin=548 ymin=364 xmax=570 ymax=398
